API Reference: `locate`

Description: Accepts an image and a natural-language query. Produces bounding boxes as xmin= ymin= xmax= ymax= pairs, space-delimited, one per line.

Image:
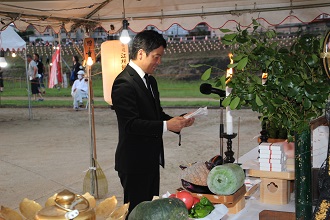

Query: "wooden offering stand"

xmin=177 ymin=185 xmax=246 ymax=214
xmin=247 ymin=169 xmax=295 ymax=205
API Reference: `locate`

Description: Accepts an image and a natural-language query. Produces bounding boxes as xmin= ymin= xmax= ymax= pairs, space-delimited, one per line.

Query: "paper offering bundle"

xmin=184 ymin=107 xmax=208 ymax=119
xmin=258 ymin=142 xmax=287 ymax=172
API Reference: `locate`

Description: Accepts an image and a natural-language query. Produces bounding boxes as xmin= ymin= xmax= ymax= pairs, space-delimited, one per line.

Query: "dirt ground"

xmin=0 ymin=106 xmax=261 ymax=210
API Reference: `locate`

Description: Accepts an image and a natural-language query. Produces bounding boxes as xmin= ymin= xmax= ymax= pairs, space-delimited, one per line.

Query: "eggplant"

xmin=181 ymin=179 xmax=213 ymax=194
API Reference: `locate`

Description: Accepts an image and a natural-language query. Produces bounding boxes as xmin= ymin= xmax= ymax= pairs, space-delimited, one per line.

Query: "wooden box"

xmin=177 ymin=185 xmax=246 ymax=214
xmin=260 ymin=178 xmax=290 ymax=205
xmin=247 ymin=169 xmax=294 ymax=205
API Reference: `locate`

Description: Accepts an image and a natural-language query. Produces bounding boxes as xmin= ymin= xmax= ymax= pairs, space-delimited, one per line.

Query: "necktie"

xmin=144 ymin=74 xmax=153 ymax=97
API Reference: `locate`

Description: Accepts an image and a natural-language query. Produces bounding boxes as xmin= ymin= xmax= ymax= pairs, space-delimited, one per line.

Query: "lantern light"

xmin=0 ymin=57 xmax=7 ymax=67
xmin=12 ymin=51 xmax=17 ymax=57
xmin=86 ymin=51 xmax=94 ymax=66
xmin=120 ymin=20 xmax=131 ymax=44
xmin=119 ymin=0 xmax=131 ymax=44
xmin=0 ymin=51 xmax=7 ymax=68
xmin=101 ymin=40 xmax=129 ymax=105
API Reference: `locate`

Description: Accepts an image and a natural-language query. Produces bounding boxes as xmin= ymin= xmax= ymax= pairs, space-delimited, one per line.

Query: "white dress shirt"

xmin=128 ymin=60 xmax=168 ymax=133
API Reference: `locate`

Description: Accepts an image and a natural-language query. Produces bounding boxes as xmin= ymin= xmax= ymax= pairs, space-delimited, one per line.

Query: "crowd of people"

xmin=23 ymin=53 xmax=86 ymax=106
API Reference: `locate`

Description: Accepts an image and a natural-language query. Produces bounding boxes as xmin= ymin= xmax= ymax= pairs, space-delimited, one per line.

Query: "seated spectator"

xmin=71 ymin=70 xmax=88 ymax=111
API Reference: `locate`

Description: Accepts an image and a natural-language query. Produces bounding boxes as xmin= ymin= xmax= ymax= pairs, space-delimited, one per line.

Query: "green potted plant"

xmin=198 ymin=20 xmax=330 ymax=219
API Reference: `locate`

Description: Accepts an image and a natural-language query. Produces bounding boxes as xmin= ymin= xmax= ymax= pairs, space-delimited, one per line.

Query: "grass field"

xmin=0 ymin=44 xmax=225 ymax=108
xmin=0 ymin=76 xmax=221 ymax=108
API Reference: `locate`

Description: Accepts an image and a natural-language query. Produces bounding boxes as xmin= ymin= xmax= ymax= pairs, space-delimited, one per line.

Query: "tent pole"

xmin=59 ymin=32 xmax=64 ymax=88
xmin=25 ymin=49 xmax=32 ymax=120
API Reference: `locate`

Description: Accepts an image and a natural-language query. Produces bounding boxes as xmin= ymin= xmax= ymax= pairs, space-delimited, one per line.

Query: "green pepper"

xmin=195 ymin=209 xmax=211 ymax=218
xmin=200 ymin=197 xmax=213 ymax=206
xmin=188 ymin=196 xmax=215 ymax=218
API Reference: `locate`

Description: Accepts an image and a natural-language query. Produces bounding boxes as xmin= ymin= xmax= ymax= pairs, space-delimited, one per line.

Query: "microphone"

xmin=200 ymin=83 xmax=226 ymax=97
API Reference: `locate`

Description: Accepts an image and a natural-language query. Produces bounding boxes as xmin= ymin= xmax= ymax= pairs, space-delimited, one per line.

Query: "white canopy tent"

xmin=0 ymin=25 xmax=26 ymax=51
xmin=0 ymin=0 xmax=329 ymax=33
xmin=0 ymin=25 xmax=32 ymax=119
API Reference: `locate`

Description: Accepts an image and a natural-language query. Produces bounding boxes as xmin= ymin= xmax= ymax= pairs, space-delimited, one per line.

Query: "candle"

xmin=226 ymin=86 xmax=233 ymax=134
xmin=226 ymin=53 xmax=234 ymax=134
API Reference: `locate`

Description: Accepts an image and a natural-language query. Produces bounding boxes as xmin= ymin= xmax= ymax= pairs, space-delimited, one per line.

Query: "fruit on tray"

xmin=208 ymin=155 xmax=223 ymax=169
xmin=128 ymin=198 xmax=189 ymax=220
xmin=181 ymin=162 xmax=210 ymax=187
xmin=171 ymin=190 xmax=194 ymax=210
xmin=188 ymin=197 xmax=214 ymax=219
xmin=207 ymin=163 xmax=245 ymax=195
xmin=181 ymin=179 xmax=212 ymax=194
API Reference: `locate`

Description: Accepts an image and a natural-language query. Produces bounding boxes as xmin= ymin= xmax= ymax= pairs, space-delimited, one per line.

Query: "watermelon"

xmin=128 ymin=198 xmax=189 ymax=220
xmin=207 ymin=163 xmax=245 ymax=195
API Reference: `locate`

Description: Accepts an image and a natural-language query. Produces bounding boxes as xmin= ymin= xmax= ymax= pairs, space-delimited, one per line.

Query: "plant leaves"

xmin=220 ymin=28 xmax=232 ymax=33
xmin=303 ymin=98 xmax=312 ymax=109
xmin=227 ymin=63 xmax=238 ymax=68
xmin=219 ymin=75 xmax=227 ymax=88
xmin=230 ymin=97 xmax=241 ymax=110
xmin=252 ymin=19 xmax=259 ymax=26
xmin=232 ymin=55 xmax=243 ymax=61
xmin=222 ymin=96 xmax=231 ymax=107
xmin=222 ymin=33 xmax=237 ymax=41
xmin=189 ymin=64 xmax=204 ymax=68
xmin=255 ymin=94 xmax=263 ymax=106
xmin=201 ymin=68 xmax=212 ymax=81
xmin=237 ymin=57 xmax=248 ymax=70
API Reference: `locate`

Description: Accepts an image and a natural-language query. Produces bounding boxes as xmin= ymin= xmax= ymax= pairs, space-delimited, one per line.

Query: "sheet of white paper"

xmin=184 ymin=107 xmax=208 ymax=119
xmin=312 ymin=126 xmax=329 ymax=168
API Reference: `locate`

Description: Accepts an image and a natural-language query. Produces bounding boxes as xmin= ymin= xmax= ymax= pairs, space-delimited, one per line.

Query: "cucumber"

xmin=207 ymin=163 xmax=245 ymax=195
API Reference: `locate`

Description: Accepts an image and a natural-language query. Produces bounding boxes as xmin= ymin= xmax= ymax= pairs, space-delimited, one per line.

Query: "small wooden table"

xmin=247 ymin=169 xmax=295 ymax=205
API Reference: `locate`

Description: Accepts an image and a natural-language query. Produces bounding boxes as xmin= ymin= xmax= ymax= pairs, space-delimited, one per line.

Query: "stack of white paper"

xmin=258 ymin=143 xmax=286 ymax=172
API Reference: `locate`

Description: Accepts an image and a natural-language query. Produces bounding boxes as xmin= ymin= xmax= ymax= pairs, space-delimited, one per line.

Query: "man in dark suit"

xmin=111 ymin=30 xmax=195 ymax=215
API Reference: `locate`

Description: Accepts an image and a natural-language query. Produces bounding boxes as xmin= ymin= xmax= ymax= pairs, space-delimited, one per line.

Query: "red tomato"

xmin=169 ymin=193 xmax=176 ymax=198
xmin=192 ymin=197 xmax=200 ymax=206
xmin=175 ymin=191 xmax=194 ymax=210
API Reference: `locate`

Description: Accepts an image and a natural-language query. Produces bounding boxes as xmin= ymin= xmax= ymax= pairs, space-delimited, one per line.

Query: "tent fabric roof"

xmin=0 ymin=0 xmax=329 ymax=33
xmin=0 ymin=26 xmax=26 ymax=51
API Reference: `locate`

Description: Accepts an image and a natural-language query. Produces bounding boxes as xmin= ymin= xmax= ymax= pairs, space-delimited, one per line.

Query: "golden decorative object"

xmin=322 ymin=31 xmax=330 ymax=79
xmin=82 ymin=192 xmax=96 ymax=209
xmin=19 ymin=198 xmax=42 ymax=220
xmin=45 ymin=194 xmax=57 ymax=207
xmin=95 ymin=196 xmax=118 ymax=220
xmin=35 ymin=189 xmax=95 ymax=220
xmin=106 ymin=203 xmax=129 ymax=220
xmin=0 ymin=206 xmax=23 ymax=220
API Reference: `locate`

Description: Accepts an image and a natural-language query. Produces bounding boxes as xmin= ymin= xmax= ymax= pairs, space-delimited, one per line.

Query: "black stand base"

xmin=223 ymin=133 xmax=237 ymax=163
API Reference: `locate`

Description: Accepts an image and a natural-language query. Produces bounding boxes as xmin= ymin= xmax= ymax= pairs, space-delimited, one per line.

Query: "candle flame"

xmin=226 ymin=53 xmax=234 ymax=83
xmin=229 ymin=53 xmax=233 ymax=64
xmin=262 ymin=72 xmax=268 ymax=79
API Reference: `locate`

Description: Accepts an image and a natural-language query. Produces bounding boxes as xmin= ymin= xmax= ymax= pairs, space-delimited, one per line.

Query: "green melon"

xmin=207 ymin=163 xmax=245 ymax=195
xmin=128 ymin=198 xmax=188 ymax=220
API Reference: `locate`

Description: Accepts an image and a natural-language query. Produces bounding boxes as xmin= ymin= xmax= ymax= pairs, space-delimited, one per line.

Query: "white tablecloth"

xmin=221 ymin=146 xmax=295 ymax=219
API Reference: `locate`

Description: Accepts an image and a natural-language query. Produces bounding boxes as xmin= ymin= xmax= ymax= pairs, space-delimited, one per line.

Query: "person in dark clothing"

xmin=70 ymin=55 xmax=81 ymax=86
xmin=0 ymin=67 xmax=4 ymax=92
xmin=27 ymin=54 xmax=43 ymax=101
xmin=34 ymin=53 xmax=46 ymax=94
xmin=111 ymin=30 xmax=195 ymax=217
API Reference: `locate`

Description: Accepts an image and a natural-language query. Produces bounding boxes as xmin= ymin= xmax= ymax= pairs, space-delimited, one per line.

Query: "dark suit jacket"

xmin=111 ymin=65 xmax=172 ymax=174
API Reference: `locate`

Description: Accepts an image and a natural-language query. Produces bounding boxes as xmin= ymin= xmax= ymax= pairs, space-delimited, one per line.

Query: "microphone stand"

xmin=219 ymin=101 xmax=224 ymax=164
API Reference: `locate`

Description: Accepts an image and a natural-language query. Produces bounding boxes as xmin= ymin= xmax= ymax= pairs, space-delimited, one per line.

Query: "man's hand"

xmin=167 ymin=116 xmax=195 ymax=132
